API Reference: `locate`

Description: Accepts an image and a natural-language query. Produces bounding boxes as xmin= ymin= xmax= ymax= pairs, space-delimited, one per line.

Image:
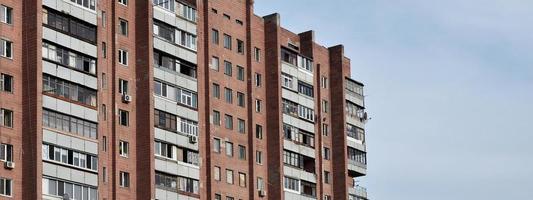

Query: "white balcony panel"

xmin=347 ymin=137 xmax=366 ymax=152
xmin=154 ymin=67 xmax=197 ymax=92
xmin=43 ymin=27 xmax=97 ymax=57
xmin=282 ymin=88 xmax=314 ymax=109
xmin=42 ymin=95 xmax=98 ymax=122
xmin=42 ymin=0 xmax=97 ymax=25
xmin=153 ymin=37 xmax=197 ymax=65
xmin=283 ymin=140 xmax=315 ymax=159
xmin=346 ymin=115 xmax=365 ymax=129
xmin=42 ymin=60 xmax=98 ymax=90
xmin=154 ymin=96 xmax=198 ymax=121
xmin=155 ymin=188 xmax=199 ymax=200
xmin=154 ymin=128 xmax=199 ymax=151
xmin=282 ymin=114 xmax=315 ymax=134
xmin=154 ymin=158 xmax=200 ymax=179
xmin=283 ymin=166 xmax=316 ymax=184
xmin=348 ymin=160 xmax=367 ymax=175
xmin=346 ymin=92 xmax=364 ymax=107
xmin=43 ymin=129 xmax=98 ymax=154
xmin=153 ymin=7 xmax=197 ymax=34
xmin=281 ymin=62 xmax=314 ymax=84
xmin=284 ymin=191 xmax=316 ymax=200
xmin=43 ymin=162 xmax=98 ymax=187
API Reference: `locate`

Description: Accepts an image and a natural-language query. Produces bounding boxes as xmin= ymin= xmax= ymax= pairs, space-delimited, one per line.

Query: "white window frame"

xmin=0 ymin=143 xmax=13 ymax=162
xmin=119 ymin=171 xmax=130 ymax=187
xmin=0 ymin=73 xmax=13 ymax=93
xmin=0 ymin=108 xmax=13 ymax=128
xmin=118 ymin=49 xmax=128 ymax=66
xmin=119 ymin=141 xmax=129 ymax=157
xmin=0 ymin=177 xmax=12 ymax=197
xmin=118 ymin=0 xmax=128 ymax=6
xmin=1 ymin=5 xmax=13 ymax=24
xmin=0 ymin=39 xmax=13 ymax=59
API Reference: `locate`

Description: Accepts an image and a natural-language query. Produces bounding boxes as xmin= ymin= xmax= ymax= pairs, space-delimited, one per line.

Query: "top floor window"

xmin=346 ymin=79 xmax=364 ymax=97
xmin=281 ymin=48 xmax=313 ymax=72
xmin=69 ymin=0 xmax=96 ymax=11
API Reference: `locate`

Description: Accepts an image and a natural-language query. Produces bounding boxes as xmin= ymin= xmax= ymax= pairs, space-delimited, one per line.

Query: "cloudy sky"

xmin=255 ymin=0 xmax=533 ymax=199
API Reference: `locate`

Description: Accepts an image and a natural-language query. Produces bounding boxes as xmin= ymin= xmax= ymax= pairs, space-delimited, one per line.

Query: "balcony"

xmin=349 ymin=185 xmax=368 ymax=200
xmin=347 ymin=147 xmax=367 ymax=177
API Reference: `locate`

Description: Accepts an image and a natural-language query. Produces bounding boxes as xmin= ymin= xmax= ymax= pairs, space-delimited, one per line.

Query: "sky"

xmin=254 ymin=0 xmax=533 ymax=199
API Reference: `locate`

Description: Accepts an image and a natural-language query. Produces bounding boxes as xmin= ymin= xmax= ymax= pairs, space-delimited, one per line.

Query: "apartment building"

xmin=0 ymin=0 xmax=368 ymax=199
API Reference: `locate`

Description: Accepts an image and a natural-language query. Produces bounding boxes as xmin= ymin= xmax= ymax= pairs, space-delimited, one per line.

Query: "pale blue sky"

xmin=255 ymin=1 xmax=533 ymax=199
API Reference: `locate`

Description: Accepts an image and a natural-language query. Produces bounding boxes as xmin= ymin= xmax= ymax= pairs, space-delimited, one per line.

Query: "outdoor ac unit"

xmin=4 ymin=161 xmax=15 ymax=169
xmin=258 ymin=189 xmax=266 ymax=197
xmin=189 ymin=135 xmax=198 ymax=144
xmin=122 ymin=94 xmax=132 ymax=103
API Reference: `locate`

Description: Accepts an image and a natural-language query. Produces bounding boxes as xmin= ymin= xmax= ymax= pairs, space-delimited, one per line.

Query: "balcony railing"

xmin=355 ymin=185 xmax=367 ymax=198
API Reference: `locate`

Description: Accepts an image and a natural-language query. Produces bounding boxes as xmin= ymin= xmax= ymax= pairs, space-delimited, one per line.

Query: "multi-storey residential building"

xmin=0 ymin=0 xmax=368 ymax=199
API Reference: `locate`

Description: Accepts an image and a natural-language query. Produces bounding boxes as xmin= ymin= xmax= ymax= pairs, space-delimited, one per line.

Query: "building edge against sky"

xmin=0 ymin=0 xmax=368 ymax=199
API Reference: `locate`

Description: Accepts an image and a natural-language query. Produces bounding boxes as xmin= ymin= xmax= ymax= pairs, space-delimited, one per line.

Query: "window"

xmin=177 ymin=2 xmax=197 ymax=22
xmin=223 ymin=14 xmax=230 ymax=20
xmin=238 ymin=145 xmax=246 ymax=160
xmin=257 ymin=177 xmax=265 ymax=190
xmin=212 ymin=83 xmax=220 ymax=99
xmin=0 ymin=177 xmax=12 ymax=197
xmin=101 ymin=11 xmax=106 ymax=27
xmin=347 ymin=124 xmax=365 ymax=142
xmin=254 ymin=47 xmax=261 ymax=62
xmin=0 ymin=39 xmax=12 ymax=58
xmin=214 ymin=166 xmax=221 ymax=181
xmin=42 ymin=9 xmax=97 ymax=43
xmin=178 ymin=176 xmax=199 ymax=194
xmin=102 ymin=42 xmax=107 ymax=58
xmin=42 ymin=143 xmax=98 ymax=171
xmin=236 ymin=19 xmax=243 ymax=26
xmin=225 ymin=141 xmax=233 ymax=157
xmin=153 ymin=20 xmax=175 ymax=42
xmin=224 ymin=115 xmax=233 ymax=130
xmin=239 ymin=173 xmax=246 ymax=187
xmin=101 ymin=73 xmax=107 ymax=89
xmin=211 ymin=8 xmax=218 ymax=13
xmin=213 ymin=110 xmax=220 ymax=126
xmin=324 ymin=171 xmax=331 ymax=184
xmin=1 ymin=5 xmax=13 ymax=24
xmin=211 ymin=56 xmax=219 ymax=71
xmin=348 ymin=147 xmax=367 ymax=165
xmin=42 ymin=42 xmax=97 ymax=75
xmin=255 ymin=125 xmax=263 ymax=139
xmin=281 ymin=73 xmax=293 ymax=89
xmin=283 ymin=150 xmax=305 ymax=169
xmin=176 ymin=29 xmax=197 ymax=50
xmin=284 ymin=176 xmax=299 ymax=192
xmin=179 ymin=118 xmax=199 ymax=136
xmin=324 ymin=195 xmax=332 ymax=200
xmin=0 ymin=108 xmax=13 ymax=128
xmin=255 ymin=73 xmax=262 ymax=87
xmin=283 ymin=124 xmax=315 ymax=148
xmin=346 ymin=78 xmax=364 ymax=97
xmin=256 ymin=151 xmax=263 ymax=164
xmin=101 ymin=104 xmax=107 ymax=120
xmin=224 ymin=88 xmax=233 ymax=104
xmin=0 ymin=144 xmax=13 ymax=162
xmin=118 ymin=49 xmax=128 ymax=65
xmin=119 ymin=79 xmax=128 ymax=95
xmin=153 ymin=51 xmax=197 ymax=78
xmin=153 ymin=0 xmax=175 ymax=12
xmin=154 ymin=80 xmax=198 ymax=108
xmin=322 ymin=100 xmax=329 ymax=113
xmin=103 ymin=136 xmax=107 ymax=152
xmin=42 ymin=109 xmax=98 ymax=139
xmin=154 ymin=110 xmax=177 ymax=132
xmin=237 ymin=66 xmax=245 ymax=81
xmin=119 ymin=18 xmax=128 ymax=36
xmin=298 ymin=105 xmax=315 ymax=122
xmin=237 ymin=39 xmax=244 ymax=54
xmin=237 ymin=92 xmax=245 ymax=107
xmin=119 ymin=141 xmax=129 ymax=157
xmin=213 ymin=138 xmax=221 ymax=153
xmin=42 ymin=177 xmax=97 ymax=200
xmin=215 ymin=194 xmax=221 ymax=200
xmin=255 ymin=99 xmax=262 ymax=113
xmin=323 ymin=147 xmax=330 ymax=160
xmin=298 ymin=81 xmax=314 ymax=97
xmin=118 ymin=0 xmax=128 ymax=6
xmin=0 ymin=73 xmax=13 ymax=92
xmin=223 ymin=34 xmax=232 ymax=49
xmin=103 ymin=167 xmax=107 ymax=183
xmin=346 ymin=101 xmax=365 ymax=120
xmin=226 ymin=169 xmax=234 ymax=184
xmin=321 ymin=76 xmax=328 ymax=88
xmin=224 ymin=61 xmax=232 ymax=76
xmin=322 ymin=124 xmax=329 ymax=136
xmin=237 ymin=118 xmax=245 ymax=134
xmin=119 ymin=110 xmax=129 ymax=126
xmin=282 ymin=99 xmax=299 ymax=116
xmin=120 ymin=171 xmax=130 ymax=187
xmin=212 ymin=29 xmax=219 ymax=44
xmin=226 ymin=197 xmax=234 ymax=200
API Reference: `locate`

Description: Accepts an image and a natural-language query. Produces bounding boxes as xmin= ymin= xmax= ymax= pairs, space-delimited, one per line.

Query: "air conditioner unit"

xmin=122 ymin=94 xmax=132 ymax=103
xmin=4 ymin=161 xmax=15 ymax=169
xmin=189 ymin=135 xmax=198 ymax=144
xmin=258 ymin=189 xmax=266 ymax=197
